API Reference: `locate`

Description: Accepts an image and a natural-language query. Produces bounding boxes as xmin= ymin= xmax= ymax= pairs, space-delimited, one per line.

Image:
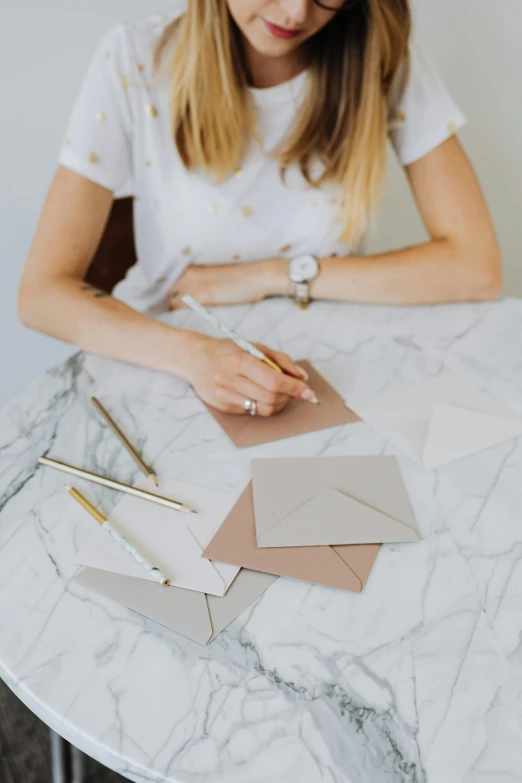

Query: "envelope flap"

xmin=423 ymin=404 xmax=522 ymax=469
xmin=251 ymin=456 xmax=383 ymax=540
xmin=348 ymin=461 xmax=419 ymax=534
xmin=257 ymin=487 xmax=419 ymax=547
xmin=74 ymin=568 xmax=214 ymax=645
xmin=333 ymin=543 xmax=381 ymax=589
xmin=206 ymin=569 xmax=278 ymax=642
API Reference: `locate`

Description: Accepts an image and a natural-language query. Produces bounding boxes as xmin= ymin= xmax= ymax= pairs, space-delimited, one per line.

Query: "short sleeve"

xmin=58 ymin=25 xmax=133 ymax=191
xmin=388 ymin=39 xmax=467 ymax=166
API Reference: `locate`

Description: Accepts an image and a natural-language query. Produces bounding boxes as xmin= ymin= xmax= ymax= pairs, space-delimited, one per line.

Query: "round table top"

xmin=1 ymin=298 xmax=521 ymax=783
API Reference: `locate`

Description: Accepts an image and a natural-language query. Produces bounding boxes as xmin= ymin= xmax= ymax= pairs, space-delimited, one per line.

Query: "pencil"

xmin=90 ymin=396 xmax=159 ymax=486
xmin=181 ymin=294 xmax=319 ymax=404
xmin=39 ymin=457 xmax=196 ymax=513
xmin=66 ymin=485 xmax=170 ymax=586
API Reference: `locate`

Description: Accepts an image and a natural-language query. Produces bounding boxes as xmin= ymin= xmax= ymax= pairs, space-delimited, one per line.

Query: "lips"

xmin=263 ymin=20 xmax=302 ymax=39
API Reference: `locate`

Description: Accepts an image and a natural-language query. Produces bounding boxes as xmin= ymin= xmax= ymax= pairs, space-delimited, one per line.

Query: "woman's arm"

xmin=18 ymin=167 xmax=313 ymax=414
xmin=19 ymin=166 xmax=200 ymax=377
xmin=308 ymin=136 xmax=502 ymax=304
xmin=171 ymin=136 xmax=502 ymax=307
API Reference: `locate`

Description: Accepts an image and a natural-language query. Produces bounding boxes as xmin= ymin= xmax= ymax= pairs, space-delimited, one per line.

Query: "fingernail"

xmin=301 ymin=389 xmax=317 ymax=402
xmin=301 ymin=388 xmax=319 ymax=404
xmin=297 ymin=368 xmax=309 ymax=380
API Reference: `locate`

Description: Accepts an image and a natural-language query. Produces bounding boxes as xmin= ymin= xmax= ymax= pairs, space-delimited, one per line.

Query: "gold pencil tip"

xmin=150 ymin=475 xmax=159 ymax=487
xmin=310 ymin=396 xmax=320 ymax=405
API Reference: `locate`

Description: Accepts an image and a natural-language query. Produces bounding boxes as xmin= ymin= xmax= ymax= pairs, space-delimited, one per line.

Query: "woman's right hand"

xmin=184 ymin=336 xmax=316 ymax=416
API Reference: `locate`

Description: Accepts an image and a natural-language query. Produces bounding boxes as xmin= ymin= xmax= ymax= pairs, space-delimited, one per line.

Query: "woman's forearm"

xmin=18 ymin=276 xmax=203 ymax=380
xmin=266 ymin=237 xmax=502 ymax=305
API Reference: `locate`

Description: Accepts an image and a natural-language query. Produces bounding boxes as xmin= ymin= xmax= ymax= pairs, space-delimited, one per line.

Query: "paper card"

xmin=73 ymin=478 xmax=241 ymax=596
xmin=204 ymin=361 xmax=359 ymax=448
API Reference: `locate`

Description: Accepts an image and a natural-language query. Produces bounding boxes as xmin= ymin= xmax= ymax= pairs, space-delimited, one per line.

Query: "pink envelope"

xmin=204 ymin=483 xmax=381 ymax=593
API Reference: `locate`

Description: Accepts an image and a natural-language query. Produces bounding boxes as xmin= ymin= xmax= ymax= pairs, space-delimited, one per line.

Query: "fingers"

xmin=212 ymin=387 xmax=286 ymax=417
xmin=237 ymin=353 xmax=316 ymax=401
xmin=228 ymin=376 xmax=290 ymax=409
xmin=257 ymin=345 xmax=309 ymax=381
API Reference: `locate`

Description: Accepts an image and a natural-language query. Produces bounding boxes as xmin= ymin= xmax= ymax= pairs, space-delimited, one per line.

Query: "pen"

xmin=66 ymin=485 xmax=170 ymax=586
xmin=90 ymin=396 xmax=159 ymax=487
xmin=181 ymin=294 xmax=319 ymax=404
xmin=39 ymin=457 xmax=196 ymax=513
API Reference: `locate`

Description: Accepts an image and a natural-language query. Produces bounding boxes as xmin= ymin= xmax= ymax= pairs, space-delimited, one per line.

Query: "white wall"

xmin=0 ymin=0 xmax=174 ymax=407
xmin=369 ymin=0 xmax=522 ymax=282
xmin=1 ymin=0 xmax=521 ymax=408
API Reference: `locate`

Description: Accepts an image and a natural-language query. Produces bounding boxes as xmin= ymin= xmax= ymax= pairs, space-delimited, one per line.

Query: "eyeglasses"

xmin=312 ymin=0 xmax=361 ymax=12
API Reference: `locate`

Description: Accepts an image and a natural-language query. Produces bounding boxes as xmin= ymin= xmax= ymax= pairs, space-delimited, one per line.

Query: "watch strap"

xmin=293 ymin=281 xmax=311 ymax=309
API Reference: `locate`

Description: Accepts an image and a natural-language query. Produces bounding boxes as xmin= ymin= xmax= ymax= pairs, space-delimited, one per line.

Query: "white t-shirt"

xmin=58 ymin=4 xmax=466 ymax=313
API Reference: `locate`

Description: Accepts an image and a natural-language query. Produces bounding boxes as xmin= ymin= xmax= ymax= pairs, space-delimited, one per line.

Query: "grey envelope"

xmin=252 ymin=456 xmax=420 ymax=548
xmin=74 ymin=567 xmax=277 ymax=645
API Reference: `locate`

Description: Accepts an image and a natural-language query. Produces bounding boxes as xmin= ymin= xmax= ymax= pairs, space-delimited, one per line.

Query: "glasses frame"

xmin=312 ymin=0 xmax=361 ymax=12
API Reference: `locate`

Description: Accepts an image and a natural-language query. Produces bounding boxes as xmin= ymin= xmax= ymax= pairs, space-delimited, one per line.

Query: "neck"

xmin=243 ymin=40 xmax=307 ymax=89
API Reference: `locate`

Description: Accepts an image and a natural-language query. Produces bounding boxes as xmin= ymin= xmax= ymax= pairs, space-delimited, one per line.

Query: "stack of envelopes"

xmin=204 ymin=456 xmax=420 ymax=592
xmin=73 ymin=456 xmax=419 ymax=645
xmin=72 ymin=366 xmax=522 ymax=645
xmin=73 ymin=478 xmax=277 ymax=645
xmin=73 ymin=361 xmax=369 ymax=644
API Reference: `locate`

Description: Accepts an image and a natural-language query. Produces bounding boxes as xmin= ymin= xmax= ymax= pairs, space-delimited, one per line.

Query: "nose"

xmin=278 ymin=0 xmax=310 ymax=26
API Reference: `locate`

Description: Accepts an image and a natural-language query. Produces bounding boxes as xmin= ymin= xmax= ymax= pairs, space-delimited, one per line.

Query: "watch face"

xmin=288 ymin=255 xmax=319 ymax=283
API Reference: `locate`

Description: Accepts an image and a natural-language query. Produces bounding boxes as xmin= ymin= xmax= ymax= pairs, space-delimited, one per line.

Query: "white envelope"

xmin=347 ymin=374 xmax=522 ymax=470
xmin=72 ymin=478 xmax=240 ymax=596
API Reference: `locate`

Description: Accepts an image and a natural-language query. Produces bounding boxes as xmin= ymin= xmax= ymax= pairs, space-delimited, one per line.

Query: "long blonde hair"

xmin=155 ymin=0 xmax=411 ymax=248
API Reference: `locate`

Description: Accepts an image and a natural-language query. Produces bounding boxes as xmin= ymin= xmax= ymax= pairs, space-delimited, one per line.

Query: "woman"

xmin=19 ymin=0 xmax=501 ymax=417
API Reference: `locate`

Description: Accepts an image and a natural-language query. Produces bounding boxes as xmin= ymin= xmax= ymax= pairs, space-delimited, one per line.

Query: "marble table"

xmin=1 ymin=297 xmax=522 ymax=783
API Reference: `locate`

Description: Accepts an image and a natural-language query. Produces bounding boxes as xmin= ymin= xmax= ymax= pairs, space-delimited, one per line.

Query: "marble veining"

xmin=1 ymin=297 xmax=522 ymax=782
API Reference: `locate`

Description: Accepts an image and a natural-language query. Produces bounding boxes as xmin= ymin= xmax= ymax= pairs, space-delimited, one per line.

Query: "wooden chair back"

xmin=85 ymin=197 xmax=136 ymax=293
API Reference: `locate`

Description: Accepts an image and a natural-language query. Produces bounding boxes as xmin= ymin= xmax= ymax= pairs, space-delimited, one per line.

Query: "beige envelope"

xmin=74 ymin=567 xmax=277 ymax=646
xmin=251 ymin=457 xmax=420 ymax=547
xmin=204 ymin=361 xmax=359 ymax=448
xmin=203 ymin=483 xmax=381 ymax=592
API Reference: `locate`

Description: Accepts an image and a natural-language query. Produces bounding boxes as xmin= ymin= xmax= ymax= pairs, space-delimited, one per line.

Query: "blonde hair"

xmin=154 ymin=0 xmax=411 ymax=248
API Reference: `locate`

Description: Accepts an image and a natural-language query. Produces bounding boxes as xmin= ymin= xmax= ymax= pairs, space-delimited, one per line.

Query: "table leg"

xmin=49 ymin=729 xmax=69 ymax=783
xmin=70 ymin=743 xmax=86 ymax=783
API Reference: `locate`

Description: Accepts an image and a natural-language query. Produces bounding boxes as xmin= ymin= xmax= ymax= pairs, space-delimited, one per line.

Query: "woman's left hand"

xmin=167 ymin=260 xmax=284 ymax=309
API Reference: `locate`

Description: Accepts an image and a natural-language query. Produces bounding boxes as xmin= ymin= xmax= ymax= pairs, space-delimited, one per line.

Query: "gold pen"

xmin=39 ymin=457 xmax=196 ymax=513
xmin=90 ymin=396 xmax=159 ymax=486
xmin=66 ymin=485 xmax=170 ymax=586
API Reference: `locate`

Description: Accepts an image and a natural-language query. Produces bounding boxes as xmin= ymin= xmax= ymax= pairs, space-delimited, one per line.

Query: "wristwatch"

xmin=287 ymin=255 xmax=320 ymax=309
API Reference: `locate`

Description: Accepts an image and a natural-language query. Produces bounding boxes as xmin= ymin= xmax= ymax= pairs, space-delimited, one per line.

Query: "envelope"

xmin=204 ymin=361 xmax=359 ymax=448
xmin=72 ymin=478 xmax=240 ymax=596
xmin=347 ymin=374 xmax=522 ymax=470
xmin=203 ymin=483 xmax=381 ymax=592
xmin=74 ymin=566 xmax=277 ymax=645
xmin=251 ymin=457 xmax=420 ymax=547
